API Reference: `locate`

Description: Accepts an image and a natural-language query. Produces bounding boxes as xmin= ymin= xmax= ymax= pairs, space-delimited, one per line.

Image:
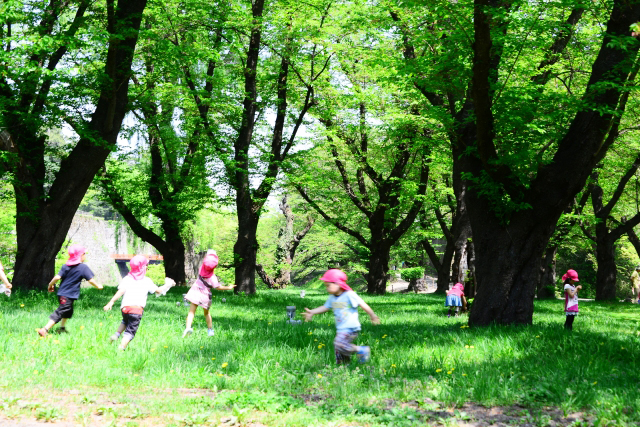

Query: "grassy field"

xmin=0 ymin=286 xmax=639 ymax=426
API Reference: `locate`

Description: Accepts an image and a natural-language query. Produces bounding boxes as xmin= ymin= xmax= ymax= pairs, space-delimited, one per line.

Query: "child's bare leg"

xmin=186 ymin=304 xmax=198 ymax=329
xmin=110 ymin=322 xmax=126 ymax=342
xmin=43 ymin=319 xmax=56 ymax=331
xmin=60 ymin=318 xmax=68 ymax=328
xmin=183 ymin=304 xmax=198 ymax=337
xmin=119 ymin=335 xmax=132 ymax=350
xmin=204 ymin=309 xmax=213 ymax=329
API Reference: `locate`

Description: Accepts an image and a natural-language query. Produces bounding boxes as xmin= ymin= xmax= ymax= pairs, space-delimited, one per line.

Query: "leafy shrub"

xmin=400 ymin=267 xmax=424 ymax=281
xmin=146 ymin=264 xmax=166 ymax=285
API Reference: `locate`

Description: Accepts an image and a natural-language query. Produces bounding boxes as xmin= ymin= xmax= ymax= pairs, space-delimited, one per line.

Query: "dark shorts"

xmin=121 ymin=310 xmax=143 ymax=340
xmin=49 ymin=296 xmax=76 ymax=323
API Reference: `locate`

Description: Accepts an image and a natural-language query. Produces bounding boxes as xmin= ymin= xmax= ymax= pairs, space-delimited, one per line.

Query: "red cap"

xmin=320 ymin=269 xmax=352 ymax=291
xmin=66 ymin=244 xmax=86 ymax=266
xmin=562 ymin=269 xmax=579 ymax=282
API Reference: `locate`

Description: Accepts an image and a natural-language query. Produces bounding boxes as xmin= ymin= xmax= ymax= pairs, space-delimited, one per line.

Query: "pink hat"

xmin=66 ymin=244 xmax=86 ymax=266
xmin=199 ymin=254 xmax=219 ymax=278
xmin=127 ymin=255 xmax=149 ymax=281
xmin=561 ymin=269 xmax=579 ymax=282
xmin=453 ymin=282 xmax=464 ymax=291
xmin=320 ymin=269 xmax=352 ymax=291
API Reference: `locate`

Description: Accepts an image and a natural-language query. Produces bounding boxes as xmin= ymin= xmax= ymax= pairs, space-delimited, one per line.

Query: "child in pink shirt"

xmin=445 ymin=283 xmax=467 ymax=317
xmin=562 ymin=269 xmax=581 ymax=331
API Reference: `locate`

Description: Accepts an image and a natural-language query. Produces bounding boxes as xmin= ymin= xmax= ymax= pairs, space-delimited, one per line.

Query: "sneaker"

xmin=207 ymin=328 xmax=215 ymax=337
xmin=109 ymin=333 xmax=120 ymax=342
xmin=57 ymin=327 xmax=69 ymax=334
xmin=182 ymin=327 xmax=193 ymax=338
xmin=37 ymin=328 xmax=48 ymax=338
xmin=356 ymin=346 xmax=371 ymax=363
xmin=117 ymin=346 xmax=126 ymax=351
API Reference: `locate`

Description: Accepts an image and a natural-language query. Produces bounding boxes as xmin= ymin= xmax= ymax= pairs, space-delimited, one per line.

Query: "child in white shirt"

xmin=104 ymin=255 xmax=174 ymax=350
xmin=562 ymin=269 xmax=581 ymax=331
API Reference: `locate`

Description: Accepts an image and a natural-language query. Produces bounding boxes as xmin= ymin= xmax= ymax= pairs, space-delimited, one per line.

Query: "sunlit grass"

xmin=1 ymin=287 xmax=639 ymax=425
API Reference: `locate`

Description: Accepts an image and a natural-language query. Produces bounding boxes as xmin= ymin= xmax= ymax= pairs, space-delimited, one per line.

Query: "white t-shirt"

xmin=119 ymin=276 xmax=158 ymax=308
xmin=564 ymin=284 xmax=579 ymax=312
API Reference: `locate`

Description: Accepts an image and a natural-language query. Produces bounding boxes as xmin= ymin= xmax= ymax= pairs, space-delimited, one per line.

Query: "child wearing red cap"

xmin=562 ymin=269 xmax=582 ymax=331
xmin=182 ymin=253 xmax=235 ymax=337
xmin=303 ymin=269 xmax=380 ymax=364
xmin=38 ymin=244 xmax=103 ymax=337
xmin=103 ymin=255 xmax=175 ymax=350
xmin=445 ymin=283 xmax=467 ymax=317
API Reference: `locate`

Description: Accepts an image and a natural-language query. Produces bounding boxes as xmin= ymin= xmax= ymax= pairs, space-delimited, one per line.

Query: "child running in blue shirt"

xmin=38 ymin=245 xmax=103 ymax=336
xmin=303 ymin=269 xmax=380 ymax=364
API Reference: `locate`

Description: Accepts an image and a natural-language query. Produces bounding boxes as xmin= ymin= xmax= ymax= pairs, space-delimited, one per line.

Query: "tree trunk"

xmin=234 ymin=209 xmax=259 ymax=294
xmin=366 ymin=243 xmax=392 ymax=294
xmin=595 ymin=225 xmax=617 ymax=300
xmin=162 ymin=227 xmax=187 ymax=285
xmin=9 ymin=0 xmax=148 ymax=290
xmin=435 ymin=246 xmax=454 ymax=294
xmin=465 ymin=238 xmax=477 ymax=298
xmin=408 ymin=277 xmax=428 ymax=292
xmin=537 ymin=245 xmax=557 ymax=299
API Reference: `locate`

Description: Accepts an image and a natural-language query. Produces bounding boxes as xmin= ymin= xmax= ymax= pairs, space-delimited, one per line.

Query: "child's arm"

xmin=303 ymin=306 xmax=330 ymax=321
xmin=445 ymin=290 xmax=450 ymax=295
xmin=104 ymin=289 xmax=126 ymax=311
xmin=0 ymin=268 xmax=11 ymax=289
xmin=87 ymin=278 xmax=103 ymax=290
xmin=214 ymin=284 xmax=236 ymax=291
xmin=47 ymin=275 xmax=62 ymax=292
xmin=567 ymin=286 xmax=581 ymax=298
xmin=462 ymin=295 xmax=467 ymax=311
xmin=358 ymin=301 xmax=381 ymax=324
xmin=154 ymin=278 xmax=176 ymax=295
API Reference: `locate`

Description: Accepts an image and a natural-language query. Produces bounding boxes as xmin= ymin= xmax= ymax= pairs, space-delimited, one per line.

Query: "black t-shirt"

xmin=57 ymin=263 xmax=94 ymax=299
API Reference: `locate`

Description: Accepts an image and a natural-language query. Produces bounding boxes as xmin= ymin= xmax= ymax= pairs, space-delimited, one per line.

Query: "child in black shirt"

xmin=38 ymin=245 xmax=102 ymax=336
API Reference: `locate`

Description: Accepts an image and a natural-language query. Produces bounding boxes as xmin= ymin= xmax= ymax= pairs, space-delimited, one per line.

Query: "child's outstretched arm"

xmin=155 ymin=278 xmax=176 ymax=295
xmin=358 ymin=301 xmax=380 ymax=324
xmin=87 ymin=278 xmax=103 ymax=290
xmin=47 ymin=275 xmax=62 ymax=292
xmin=0 ymin=268 xmax=11 ymax=289
xmin=303 ymin=306 xmax=330 ymax=322
xmin=462 ymin=295 xmax=468 ymax=311
xmin=104 ymin=289 xmax=126 ymax=311
xmin=214 ymin=284 xmax=236 ymax=291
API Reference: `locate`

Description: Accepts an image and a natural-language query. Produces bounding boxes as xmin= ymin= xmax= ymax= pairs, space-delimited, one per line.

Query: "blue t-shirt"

xmin=57 ymin=263 xmax=94 ymax=299
xmin=324 ymin=290 xmax=364 ymax=331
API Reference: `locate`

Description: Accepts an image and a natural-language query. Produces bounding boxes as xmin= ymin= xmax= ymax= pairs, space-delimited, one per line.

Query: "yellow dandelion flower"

xmin=317 ymin=374 xmax=322 ymax=378
xmin=53 ymin=340 xmax=59 ymax=344
xmin=99 ymin=322 xmax=103 ymax=326
xmin=308 ymin=331 xmax=313 ymax=335
xmin=164 ymin=346 xmax=168 ymax=348
xmin=133 ymin=374 xmax=139 ymax=377
xmin=593 ymin=381 xmax=597 ymax=385
xmin=465 ymin=345 xmax=469 ymax=348
xmin=435 ymin=369 xmax=442 ymax=373
xmin=200 ymin=346 xmax=204 ymax=349
xmin=20 ymin=304 xmax=24 ymax=308
xmin=80 ymin=325 xmax=85 ymax=330
xmin=268 ymin=322 xmax=272 ymax=325
xmin=170 ymin=370 xmax=174 ymax=373
xmin=221 ymin=362 xmax=228 ymax=368
xmin=451 ymin=368 xmax=454 ymax=371
xmin=67 ymin=361 xmax=72 ymax=365
xmin=462 ymin=373 xmax=467 ymax=376
xmin=211 ymin=357 xmax=216 ymax=360
xmin=391 ymin=364 xmax=396 ymax=368
xmin=150 ymin=348 xmax=155 ymax=352
xmin=314 ymin=339 xmax=318 ymax=342
xmin=318 ymin=345 xmax=322 ymax=349
xmin=535 ymin=335 xmax=540 ymax=338
xmin=447 ymin=371 xmax=452 ymax=374
xmin=469 ymin=345 xmax=474 ymax=349
xmin=33 ymin=370 xmax=38 ymax=375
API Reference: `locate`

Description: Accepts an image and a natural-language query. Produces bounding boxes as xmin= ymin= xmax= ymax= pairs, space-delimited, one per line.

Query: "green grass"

xmin=1 ymin=287 xmax=640 ymax=426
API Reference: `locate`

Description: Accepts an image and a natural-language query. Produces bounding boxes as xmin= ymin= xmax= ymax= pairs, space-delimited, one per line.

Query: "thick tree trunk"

xmin=366 ymin=243 xmax=392 ymax=294
xmin=162 ymin=227 xmax=187 ymax=285
xmin=234 ymin=209 xmax=259 ymax=294
xmin=595 ymin=226 xmax=617 ymax=300
xmin=465 ymin=238 xmax=477 ymax=298
xmin=537 ymin=246 xmax=557 ymax=299
xmin=9 ymin=0 xmax=148 ymax=290
xmin=435 ymin=247 xmax=454 ymax=294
